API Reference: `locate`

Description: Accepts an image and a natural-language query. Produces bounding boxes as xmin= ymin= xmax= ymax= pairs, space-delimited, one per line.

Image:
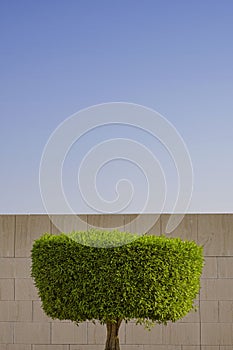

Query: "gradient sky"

xmin=1 ymin=0 xmax=233 ymax=213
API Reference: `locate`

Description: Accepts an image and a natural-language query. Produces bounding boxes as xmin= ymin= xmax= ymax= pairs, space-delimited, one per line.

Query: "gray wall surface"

xmin=0 ymin=214 xmax=233 ymax=350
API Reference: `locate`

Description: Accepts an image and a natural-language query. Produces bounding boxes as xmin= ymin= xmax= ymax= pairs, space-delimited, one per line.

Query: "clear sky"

xmin=1 ymin=0 xmax=233 ymax=213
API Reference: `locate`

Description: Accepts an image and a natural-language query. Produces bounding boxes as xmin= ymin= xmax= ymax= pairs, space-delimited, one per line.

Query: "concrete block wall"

xmin=0 ymin=214 xmax=233 ymax=349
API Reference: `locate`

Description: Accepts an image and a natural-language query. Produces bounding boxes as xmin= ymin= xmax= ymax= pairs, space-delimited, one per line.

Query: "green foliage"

xmin=69 ymin=229 xmax=139 ymax=248
xmin=31 ymin=230 xmax=204 ymax=326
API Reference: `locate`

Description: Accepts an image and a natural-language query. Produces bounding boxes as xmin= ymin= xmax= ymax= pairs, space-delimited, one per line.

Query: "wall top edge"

xmin=1 ymin=213 xmax=233 ymax=216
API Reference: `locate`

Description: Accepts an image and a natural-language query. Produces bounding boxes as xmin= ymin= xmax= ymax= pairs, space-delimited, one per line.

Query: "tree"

xmin=31 ymin=229 xmax=204 ymax=350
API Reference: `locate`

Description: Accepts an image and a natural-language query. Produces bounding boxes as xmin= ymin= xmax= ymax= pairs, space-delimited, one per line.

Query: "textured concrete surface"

xmin=0 ymin=214 xmax=232 ymax=348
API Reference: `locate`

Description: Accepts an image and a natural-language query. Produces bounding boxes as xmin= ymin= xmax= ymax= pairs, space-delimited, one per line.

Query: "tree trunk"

xmin=104 ymin=319 xmax=122 ymax=350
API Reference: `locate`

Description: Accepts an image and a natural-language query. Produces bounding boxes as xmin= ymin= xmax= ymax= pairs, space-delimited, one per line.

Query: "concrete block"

xmin=87 ymin=214 xmax=124 ymax=231
xmin=0 ymin=301 xmax=32 ymax=321
xmin=0 ymin=258 xmax=30 ymax=278
xmin=0 ymin=322 xmax=13 ymax=343
xmin=0 ymin=279 xmax=14 ymax=300
xmin=144 ymin=346 xmax=181 ymax=350
xmin=87 ymin=322 xmax=105 ymax=344
xmin=1 ymin=347 xmax=32 ymax=350
xmin=33 ymin=346 xmax=69 ymax=350
xmin=162 ymin=323 xmax=200 ymax=345
xmin=70 ymin=346 xmax=103 ymax=350
xmin=52 ymin=322 xmax=87 ymax=344
xmin=198 ymin=214 xmax=233 ymax=256
xmin=125 ymin=322 xmax=162 ymax=344
xmin=0 ymin=215 xmax=15 ymax=257
xmin=202 ymin=257 xmax=217 ymax=278
xmin=217 ymin=257 xmax=233 ymax=278
xmin=183 ymin=347 xmax=219 ymax=350
xmin=161 ymin=214 xmax=198 ymax=241
xmin=201 ymin=323 xmax=233 ymax=345
xmin=179 ymin=307 xmax=199 ymax=323
xmin=33 ymin=301 xmax=53 ymax=322
xmin=200 ymin=301 xmax=218 ymax=322
xmin=200 ymin=279 xmax=233 ymax=300
xmin=121 ymin=346 xmax=144 ymax=350
xmin=124 ymin=214 xmax=160 ymax=235
xmin=6 ymin=345 xmax=31 ymax=350
xmin=219 ymin=301 xmax=233 ymax=322
xmin=15 ymin=215 xmax=51 ymax=257
xmin=50 ymin=215 xmax=88 ymax=234
xmin=70 ymin=347 xmax=143 ymax=350
xmin=15 ymin=278 xmax=39 ymax=300
xmin=14 ymin=322 xmax=50 ymax=344
xmin=87 ymin=321 xmax=125 ymax=344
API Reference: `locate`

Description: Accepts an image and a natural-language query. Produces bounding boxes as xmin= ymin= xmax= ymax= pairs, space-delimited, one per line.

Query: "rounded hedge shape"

xmin=31 ymin=230 xmax=203 ymax=323
xmin=31 ymin=230 xmax=204 ymax=349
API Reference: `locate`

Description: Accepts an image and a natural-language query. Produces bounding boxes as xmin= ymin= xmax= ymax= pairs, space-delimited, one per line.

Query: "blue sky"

xmin=1 ymin=0 xmax=233 ymax=213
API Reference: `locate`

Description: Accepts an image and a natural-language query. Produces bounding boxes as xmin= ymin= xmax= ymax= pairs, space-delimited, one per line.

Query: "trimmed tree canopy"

xmin=31 ymin=230 xmax=204 ymax=349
